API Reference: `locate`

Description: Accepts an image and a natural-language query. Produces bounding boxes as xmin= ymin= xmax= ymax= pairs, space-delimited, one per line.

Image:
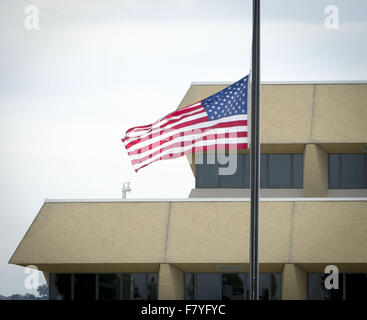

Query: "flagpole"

xmin=249 ymin=0 xmax=261 ymax=300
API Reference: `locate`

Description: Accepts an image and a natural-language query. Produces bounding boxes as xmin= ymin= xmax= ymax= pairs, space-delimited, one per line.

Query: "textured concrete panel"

xmin=292 ymin=201 xmax=367 ymax=263
xmin=165 ymin=202 xmax=292 ymax=263
xmin=312 ymin=84 xmax=367 ymax=143
xmin=9 ymin=202 xmax=170 ymax=264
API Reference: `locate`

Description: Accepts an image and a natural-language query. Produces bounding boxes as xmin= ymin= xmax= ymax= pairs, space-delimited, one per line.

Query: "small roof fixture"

xmin=122 ymin=182 xmax=131 ymax=200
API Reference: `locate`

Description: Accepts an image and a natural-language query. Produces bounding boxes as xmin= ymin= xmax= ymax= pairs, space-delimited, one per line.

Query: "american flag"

xmin=122 ymin=75 xmax=249 ymax=172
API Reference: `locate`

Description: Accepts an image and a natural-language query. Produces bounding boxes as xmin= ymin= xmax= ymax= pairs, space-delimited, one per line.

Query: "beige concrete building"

xmin=9 ymin=81 xmax=367 ymax=300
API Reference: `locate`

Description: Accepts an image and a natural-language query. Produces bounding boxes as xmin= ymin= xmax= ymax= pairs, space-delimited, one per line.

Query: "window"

xmin=195 ymin=153 xmax=249 ymax=188
xmin=308 ymin=273 xmax=343 ymax=300
xmin=146 ymin=274 xmax=159 ymax=300
xmin=308 ymin=273 xmax=367 ymax=300
xmin=261 ymin=154 xmax=303 ymax=188
xmin=195 ymin=153 xmax=303 ymax=188
xmin=98 ymin=274 xmax=121 ymax=300
xmin=329 ymin=154 xmax=367 ymax=189
xmin=345 ymin=274 xmax=367 ymax=300
xmin=49 ymin=274 xmax=72 ymax=300
xmin=184 ymin=273 xmax=195 ymax=300
xmin=128 ymin=274 xmax=146 ymax=300
xmin=49 ymin=273 xmax=158 ymax=300
xmin=184 ymin=273 xmax=281 ymax=300
xmin=196 ymin=274 xmax=221 ymax=300
xmin=270 ymin=273 xmax=282 ymax=300
xmin=222 ymin=274 xmax=246 ymax=300
xmin=122 ymin=273 xmax=158 ymax=300
xmin=74 ymin=274 xmax=96 ymax=300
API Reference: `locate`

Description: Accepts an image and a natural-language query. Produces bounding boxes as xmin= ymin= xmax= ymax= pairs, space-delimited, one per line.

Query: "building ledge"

xmin=44 ymin=197 xmax=367 ymax=203
xmin=191 ymin=80 xmax=367 ymax=85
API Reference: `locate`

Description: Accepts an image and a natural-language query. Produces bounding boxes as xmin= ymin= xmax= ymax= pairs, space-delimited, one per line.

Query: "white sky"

xmin=0 ymin=0 xmax=366 ymax=296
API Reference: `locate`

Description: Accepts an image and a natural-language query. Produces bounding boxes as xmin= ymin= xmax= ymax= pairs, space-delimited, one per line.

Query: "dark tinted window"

xmin=184 ymin=273 xmax=281 ymax=300
xmin=261 ymin=154 xmax=303 ymax=188
xmin=146 ymin=274 xmax=158 ymax=300
xmin=292 ymin=154 xmax=303 ymax=187
xmin=122 ymin=273 xmax=158 ymax=300
xmin=329 ymin=155 xmax=340 ymax=187
xmin=49 ymin=274 xmax=71 ymax=300
xmin=345 ymin=274 xmax=367 ymax=300
xmin=74 ymin=274 xmax=96 ymax=300
xmin=271 ymin=273 xmax=282 ymax=300
xmin=132 ymin=274 xmax=146 ymax=300
xmin=184 ymin=273 xmax=195 ymax=300
xmin=196 ymin=153 xmax=249 ymax=188
xmin=196 ymin=153 xmax=303 ymax=188
xmin=222 ymin=274 xmax=245 ymax=300
xmin=307 ymin=273 xmax=343 ymax=300
xmin=329 ymin=154 xmax=367 ymax=188
xmin=196 ymin=274 xmax=221 ymax=300
xmin=123 ymin=274 xmax=145 ymax=300
xmin=260 ymin=155 xmax=267 ymax=187
xmin=259 ymin=274 xmax=271 ymax=300
xmin=50 ymin=273 xmax=157 ymax=300
xmin=268 ymin=155 xmax=291 ymax=187
xmin=308 ymin=273 xmax=367 ymax=300
xmin=122 ymin=273 xmax=131 ymax=300
xmin=308 ymin=274 xmax=327 ymax=300
xmin=196 ymin=153 xmax=219 ymax=188
xmin=220 ymin=154 xmax=247 ymax=188
xmin=342 ymin=155 xmax=365 ymax=188
xmin=98 ymin=274 xmax=120 ymax=300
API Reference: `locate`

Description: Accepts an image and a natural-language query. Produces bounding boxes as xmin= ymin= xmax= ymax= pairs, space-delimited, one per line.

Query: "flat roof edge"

xmin=45 ymin=198 xmax=367 ymax=203
xmin=191 ymin=81 xmax=367 ymax=85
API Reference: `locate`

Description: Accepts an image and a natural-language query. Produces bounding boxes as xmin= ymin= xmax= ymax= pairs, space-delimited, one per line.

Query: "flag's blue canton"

xmin=202 ymin=75 xmax=248 ymax=121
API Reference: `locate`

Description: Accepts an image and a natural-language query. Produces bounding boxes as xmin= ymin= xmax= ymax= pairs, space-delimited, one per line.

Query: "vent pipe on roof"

xmin=122 ymin=182 xmax=131 ymax=200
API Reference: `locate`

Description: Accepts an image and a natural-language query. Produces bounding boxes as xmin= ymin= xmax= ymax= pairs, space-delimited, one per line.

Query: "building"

xmin=9 ymin=81 xmax=367 ymax=300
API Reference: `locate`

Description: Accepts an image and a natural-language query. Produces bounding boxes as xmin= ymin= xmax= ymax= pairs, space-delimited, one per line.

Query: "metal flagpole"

xmin=249 ymin=0 xmax=261 ymax=300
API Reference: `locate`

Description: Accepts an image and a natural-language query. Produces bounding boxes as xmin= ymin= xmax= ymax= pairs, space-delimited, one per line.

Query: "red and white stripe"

xmin=122 ymin=101 xmax=248 ymax=172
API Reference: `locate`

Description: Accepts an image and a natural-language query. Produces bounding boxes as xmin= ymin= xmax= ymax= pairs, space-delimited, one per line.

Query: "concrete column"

xmin=158 ymin=264 xmax=184 ymax=300
xmin=282 ymin=264 xmax=307 ymax=300
xmin=303 ymin=144 xmax=328 ymax=197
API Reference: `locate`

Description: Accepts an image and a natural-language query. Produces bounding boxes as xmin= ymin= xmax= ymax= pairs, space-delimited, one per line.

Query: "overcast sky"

xmin=0 ymin=0 xmax=366 ymax=296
